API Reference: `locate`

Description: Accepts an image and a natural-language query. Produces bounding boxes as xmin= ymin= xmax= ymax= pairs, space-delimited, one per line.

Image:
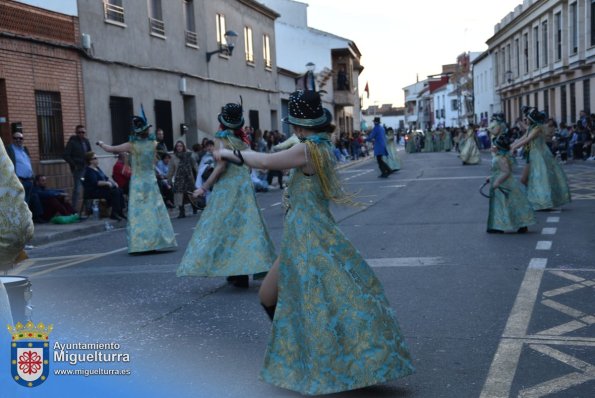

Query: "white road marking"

xmin=536 ymin=241 xmax=552 ymax=250
xmin=482 ymin=255 xmax=595 ymax=397
xmin=344 ymin=175 xmax=486 ymax=185
xmin=522 ymin=335 xmax=595 ymax=345
xmin=546 ymin=216 xmax=560 ymax=223
xmin=367 ymin=257 xmax=444 ymax=267
xmin=270 ymin=202 xmax=281 ymax=207
xmin=541 ymin=227 xmax=557 ymax=235
xmin=27 ymin=247 xmax=128 ymax=277
xmin=541 ymin=299 xmax=585 ymax=318
xmin=519 ymin=345 xmax=595 ymax=397
xmin=480 ymin=259 xmax=547 ymax=397
xmin=549 ymin=270 xmax=587 ymax=282
xmin=536 ymin=320 xmax=590 ymax=336
xmin=381 ymin=185 xmax=406 ymax=189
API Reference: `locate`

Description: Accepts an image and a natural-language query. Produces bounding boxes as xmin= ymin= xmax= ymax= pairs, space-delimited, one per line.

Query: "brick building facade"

xmin=0 ymin=0 xmax=85 ymax=190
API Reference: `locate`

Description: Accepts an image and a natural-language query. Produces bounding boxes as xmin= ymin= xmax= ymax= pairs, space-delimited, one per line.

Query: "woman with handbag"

xmin=215 ymin=90 xmax=414 ymax=395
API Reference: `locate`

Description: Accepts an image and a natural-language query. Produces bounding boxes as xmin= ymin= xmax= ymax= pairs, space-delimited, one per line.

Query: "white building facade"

xmin=258 ymin=0 xmax=364 ymax=136
xmin=488 ymin=0 xmax=594 ymax=124
xmin=473 ymin=50 xmax=499 ymax=126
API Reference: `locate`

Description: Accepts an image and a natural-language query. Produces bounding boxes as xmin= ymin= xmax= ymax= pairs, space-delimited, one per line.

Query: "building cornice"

xmin=237 ymin=0 xmax=280 ymax=20
xmin=486 ymin=0 xmax=545 ymax=47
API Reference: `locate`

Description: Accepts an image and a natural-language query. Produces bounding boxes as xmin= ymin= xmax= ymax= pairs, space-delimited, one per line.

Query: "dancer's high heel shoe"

xmin=226 ymin=275 xmax=249 ymax=288
xmin=261 ymin=303 xmax=276 ymax=321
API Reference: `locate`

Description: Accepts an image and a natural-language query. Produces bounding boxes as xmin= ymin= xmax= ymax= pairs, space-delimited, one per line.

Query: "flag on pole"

xmin=364 ymin=82 xmax=369 ymax=98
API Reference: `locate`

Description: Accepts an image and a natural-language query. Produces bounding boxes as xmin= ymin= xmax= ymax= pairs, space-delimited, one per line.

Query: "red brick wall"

xmin=0 ymin=2 xmax=84 ymax=193
xmin=0 ymin=0 xmax=77 ymax=44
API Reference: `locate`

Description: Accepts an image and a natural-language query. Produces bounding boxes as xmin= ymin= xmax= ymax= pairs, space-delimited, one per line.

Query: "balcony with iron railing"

xmin=185 ymin=30 xmax=198 ymax=47
xmin=103 ymin=2 xmax=125 ymax=24
xmin=149 ymin=17 xmax=165 ymax=37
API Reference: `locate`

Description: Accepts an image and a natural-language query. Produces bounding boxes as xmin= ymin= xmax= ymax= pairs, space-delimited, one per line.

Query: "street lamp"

xmin=206 ymin=30 xmax=238 ymax=62
xmin=305 ymin=62 xmax=316 ymax=91
xmin=505 ymin=70 xmax=514 ymax=84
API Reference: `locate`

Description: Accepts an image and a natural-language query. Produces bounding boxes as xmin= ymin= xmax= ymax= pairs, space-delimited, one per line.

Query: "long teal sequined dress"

xmin=442 ymin=130 xmax=453 ymax=151
xmin=177 ymin=133 xmax=275 ymax=277
xmin=422 ymin=132 xmax=434 ymax=152
xmin=383 ymin=131 xmax=401 ymax=171
xmin=261 ymin=147 xmax=414 ymax=395
xmin=487 ymin=153 xmax=536 ymax=232
xmin=525 ymin=125 xmax=571 ymax=210
xmin=459 ymin=133 xmax=481 ymax=164
xmin=127 ymin=139 xmax=177 ymax=253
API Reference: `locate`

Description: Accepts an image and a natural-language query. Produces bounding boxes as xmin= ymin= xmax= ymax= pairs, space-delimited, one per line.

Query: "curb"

xmin=31 ymin=220 xmax=126 ymax=246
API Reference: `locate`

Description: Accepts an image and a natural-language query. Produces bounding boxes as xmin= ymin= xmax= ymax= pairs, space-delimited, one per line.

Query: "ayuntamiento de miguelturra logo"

xmin=7 ymin=321 xmax=133 ymax=387
xmin=7 ymin=320 xmax=52 ymax=387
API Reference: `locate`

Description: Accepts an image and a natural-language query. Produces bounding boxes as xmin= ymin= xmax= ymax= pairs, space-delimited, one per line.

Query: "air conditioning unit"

xmin=81 ymin=33 xmax=92 ymax=50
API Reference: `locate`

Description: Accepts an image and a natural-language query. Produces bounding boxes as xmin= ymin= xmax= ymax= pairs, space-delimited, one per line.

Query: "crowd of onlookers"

xmin=403 ymin=110 xmax=594 ymax=162
xmin=13 ymin=110 xmax=591 ymax=224
xmin=5 ymin=121 xmax=381 ymax=225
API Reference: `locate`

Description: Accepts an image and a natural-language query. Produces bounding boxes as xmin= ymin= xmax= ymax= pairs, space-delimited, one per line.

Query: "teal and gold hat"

xmin=283 ymin=90 xmax=332 ymax=129
xmin=131 ymin=115 xmax=152 ymax=134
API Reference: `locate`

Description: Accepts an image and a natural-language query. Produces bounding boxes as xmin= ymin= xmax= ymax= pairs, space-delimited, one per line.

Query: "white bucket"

xmin=0 ymin=276 xmax=32 ymax=324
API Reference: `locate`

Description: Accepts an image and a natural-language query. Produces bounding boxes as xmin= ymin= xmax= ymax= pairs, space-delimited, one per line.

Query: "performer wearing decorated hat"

xmin=383 ymin=127 xmax=401 ymax=172
xmin=459 ymin=125 xmax=481 ymax=165
xmin=0 ymin=137 xmax=34 ymax=326
xmin=176 ymin=101 xmax=275 ymax=288
xmin=488 ymin=113 xmax=508 ymax=141
xmin=510 ymin=106 xmax=571 ymax=210
xmin=97 ymin=115 xmax=177 ymax=253
xmin=215 ymin=90 xmax=414 ymax=395
xmin=486 ymin=134 xmax=536 ymax=233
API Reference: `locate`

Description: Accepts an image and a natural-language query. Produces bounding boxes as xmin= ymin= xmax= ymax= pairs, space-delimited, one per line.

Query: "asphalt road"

xmin=4 ymin=149 xmax=594 ymax=398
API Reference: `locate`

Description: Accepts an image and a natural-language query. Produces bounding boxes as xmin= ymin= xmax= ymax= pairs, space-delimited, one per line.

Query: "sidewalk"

xmin=30 ymin=217 xmax=126 ymax=247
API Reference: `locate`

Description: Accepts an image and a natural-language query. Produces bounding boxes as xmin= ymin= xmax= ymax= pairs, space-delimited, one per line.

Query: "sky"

xmin=17 ymin=0 xmax=524 ymax=107
xmin=306 ymin=0 xmax=524 ymax=107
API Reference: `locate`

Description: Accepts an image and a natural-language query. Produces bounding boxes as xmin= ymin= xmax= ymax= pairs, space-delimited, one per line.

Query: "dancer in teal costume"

xmin=383 ymin=127 xmax=401 ymax=171
xmin=217 ymin=91 xmax=414 ymax=395
xmin=422 ymin=130 xmax=434 ymax=152
xmin=177 ymin=102 xmax=275 ymax=285
xmin=486 ymin=135 xmax=536 ymax=233
xmin=442 ymin=129 xmax=453 ymax=151
xmin=510 ymin=107 xmax=571 ymax=210
xmin=97 ymin=116 xmax=177 ymax=253
xmin=459 ymin=126 xmax=481 ymax=165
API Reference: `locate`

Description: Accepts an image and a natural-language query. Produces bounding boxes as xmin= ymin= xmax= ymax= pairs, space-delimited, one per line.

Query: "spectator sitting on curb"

xmin=29 ymin=175 xmax=75 ymax=222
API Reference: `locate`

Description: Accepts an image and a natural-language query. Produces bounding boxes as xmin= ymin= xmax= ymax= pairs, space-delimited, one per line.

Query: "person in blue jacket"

xmin=366 ymin=117 xmax=393 ymax=178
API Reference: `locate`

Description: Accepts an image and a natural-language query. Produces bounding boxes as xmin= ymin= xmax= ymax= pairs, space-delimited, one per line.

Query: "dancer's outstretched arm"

xmin=97 ymin=141 xmax=132 ymax=154
xmin=215 ymin=142 xmax=307 ymax=171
